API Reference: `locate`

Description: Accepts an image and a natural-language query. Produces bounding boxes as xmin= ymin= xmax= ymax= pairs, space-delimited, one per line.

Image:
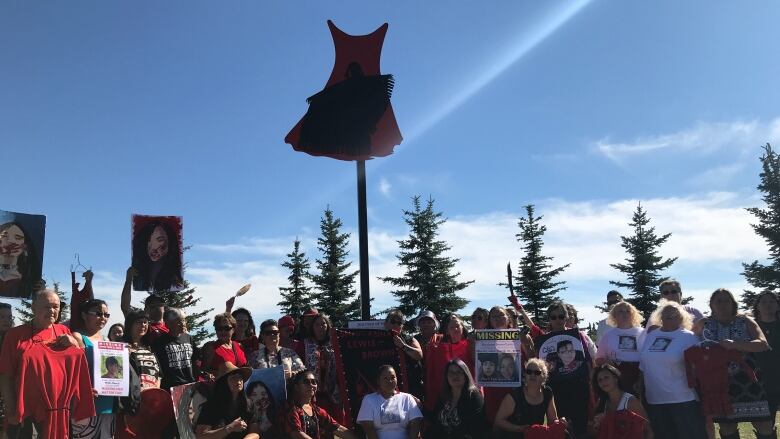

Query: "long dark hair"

xmin=591 ymin=363 xmax=623 ymax=413
xmin=753 ymin=291 xmax=780 ymax=322
xmin=0 ymin=221 xmax=39 ymax=298
xmin=201 ymin=372 xmax=251 ymax=425
xmin=123 ymin=308 xmax=150 ymax=345
xmin=246 ymin=380 xmax=276 ymax=423
xmin=233 ymin=308 xmax=257 ymax=338
xmin=438 ymin=359 xmax=478 ymax=405
xmin=131 ymin=220 xmax=182 ymax=292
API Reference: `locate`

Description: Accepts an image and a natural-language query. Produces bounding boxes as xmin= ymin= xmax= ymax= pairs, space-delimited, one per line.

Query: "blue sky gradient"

xmin=3 ymin=1 xmax=780 ymax=329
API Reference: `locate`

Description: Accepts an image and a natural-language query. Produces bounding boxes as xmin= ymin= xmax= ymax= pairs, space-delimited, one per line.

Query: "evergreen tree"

xmin=508 ymin=205 xmax=569 ymax=324
xmin=742 ymin=143 xmax=780 ymax=310
xmin=610 ymin=203 xmax=677 ymax=320
xmin=310 ymin=208 xmax=361 ymax=327
xmin=278 ymin=238 xmax=313 ymax=318
xmin=15 ymin=281 xmax=69 ymax=323
xmin=380 ymin=196 xmax=473 ymax=327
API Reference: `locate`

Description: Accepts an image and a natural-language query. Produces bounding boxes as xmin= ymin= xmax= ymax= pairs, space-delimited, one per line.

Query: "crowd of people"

xmin=0 ymin=271 xmax=778 ymax=439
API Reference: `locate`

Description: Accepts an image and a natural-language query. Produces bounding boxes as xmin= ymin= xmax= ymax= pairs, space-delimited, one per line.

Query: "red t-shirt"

xmin=0 ymin=323 xmax=71 ymax=377
xmin=144 ymin=321 xmax=169 ymax=345
xmin=234 ymin=335 xmax=260 ymax=358
xmin=424 ymin=338 xmax=472 ymax=411
xmin=210 ymin=342 xmax=247 ymax=370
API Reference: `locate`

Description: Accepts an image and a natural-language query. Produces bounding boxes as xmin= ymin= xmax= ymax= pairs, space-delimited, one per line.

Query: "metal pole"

xmin=357 ymin=160 xmax=371 ymax=319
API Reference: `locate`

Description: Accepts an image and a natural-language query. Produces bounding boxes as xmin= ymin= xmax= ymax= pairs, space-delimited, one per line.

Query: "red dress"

xmin=16 ymin=343 xmax=95 ymax=438
xmin=69 ymin=271 xmax=94 ymax=332
xmin=285 ymin=20 xmax=402 ymax=161
xmin=684 ymin=345 xmax=756 ymax=416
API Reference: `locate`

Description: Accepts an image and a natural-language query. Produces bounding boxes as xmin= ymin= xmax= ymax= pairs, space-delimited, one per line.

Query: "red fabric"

xmin=280 ymin=401 xmax=339 ymax=439
xmin=530 ymin=324 xmax=546 ymax=339
xmin=597 ymin=410 xmax=645 ymax=439
xmin=210 ymin=342 xmax=247 ymax=369
xmin=424 ymin=339 xmax=472 ymax=411
xmin=483 ymin=387 xmax=512 ymax=426
xmin=684 ymin=345 xmax=756 ymax=417
xmin=284 ymin=21 xmax=401 ymax=161
xmin=0 ymin=323 xmax=71 ymax=376
xmin=525 ymin=421 xmax=567 ymax=439
xmin=69 ymin=272 xmax=94 ymax=332
xmin=235 ymin=335 xmax=260 ymax=357
xmin=144 ymin=321 xmax=169 ymax=345
xmin=16 ymin=343 xmax=95 ymax=438
xmin=115 ymin=388 xmax=174 ymax=439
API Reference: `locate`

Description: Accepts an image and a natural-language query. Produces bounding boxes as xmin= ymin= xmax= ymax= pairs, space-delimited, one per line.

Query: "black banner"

xmin=332 ymin=329 xmax=407 ymax=428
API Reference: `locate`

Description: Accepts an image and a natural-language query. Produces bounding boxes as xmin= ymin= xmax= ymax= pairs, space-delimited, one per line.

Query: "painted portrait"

xmin=245 ymin=366 xmax=286 ymax=438
xmin=131 ymin=215 xmax=183 ymax=292
xmin=0 ymin=210 xmax=45 ymax=299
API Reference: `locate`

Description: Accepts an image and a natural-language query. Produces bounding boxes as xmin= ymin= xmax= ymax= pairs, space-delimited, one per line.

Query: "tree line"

xmin=279 ymin=143 xmax=780 ymax=327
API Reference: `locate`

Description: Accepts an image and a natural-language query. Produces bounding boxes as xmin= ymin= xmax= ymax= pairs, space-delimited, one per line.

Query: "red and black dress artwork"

xmin=285 ymin=21 xmax=402 ymax=161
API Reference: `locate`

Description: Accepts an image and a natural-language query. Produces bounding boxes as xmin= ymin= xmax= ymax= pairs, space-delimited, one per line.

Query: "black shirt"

xmin=152 ymin=332 xmax=197 ymax=390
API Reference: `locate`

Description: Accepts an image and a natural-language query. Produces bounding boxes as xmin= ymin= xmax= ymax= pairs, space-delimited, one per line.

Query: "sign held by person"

xmin=474 ymin=329 xmax=523 ymax=387
xmin=94 ymin=341 xmax=130 ymax=396
xmin=0 ymin=210 xmax=45 ymax=299
xmin=131 ymin=214 xmax=184 ymax=292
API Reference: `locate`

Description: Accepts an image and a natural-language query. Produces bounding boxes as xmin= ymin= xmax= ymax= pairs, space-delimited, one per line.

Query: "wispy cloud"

xmin=378 ymin=177 xmax=392 ymax=198
xmin=593 ymin=118 xmax=780 ymax=164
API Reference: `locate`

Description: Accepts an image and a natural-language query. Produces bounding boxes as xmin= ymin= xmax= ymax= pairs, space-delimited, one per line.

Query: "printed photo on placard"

xmin=0 ymin=210 xmax=45 ymax=299
xmin=245 ymin=366 xmax=286 ymax=438
xmin=537 ymin=329 xmax=589 ymax=381
xmin=93 ymin=341 xmax=130 ymax=397
xmin=131 ymin=214 xmax=183 ymax=292
xmin=474 ymin=330 xmax=523 ymax=387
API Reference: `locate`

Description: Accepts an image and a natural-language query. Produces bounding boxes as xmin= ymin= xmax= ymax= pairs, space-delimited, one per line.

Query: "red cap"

xmin=279 ymin=315 xmax=296 ymax=328
xmin=302 ymin=308 xmax=319 ymax=317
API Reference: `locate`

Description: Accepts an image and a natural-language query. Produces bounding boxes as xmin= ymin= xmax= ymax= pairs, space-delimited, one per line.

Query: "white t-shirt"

xmin=357 ymin=392 xmax=423 ymax=439
xmin=595 ymin=318 xmax=613 ymax=344
xmin=596 ymin=327 xmax=644 ymax=363
xmin=639 ymin=328 xmax=699 ymax=404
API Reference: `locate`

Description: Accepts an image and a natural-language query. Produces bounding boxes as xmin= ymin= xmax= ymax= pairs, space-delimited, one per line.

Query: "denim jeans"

xmin=646 ymin=400 xmax=708 ymax=439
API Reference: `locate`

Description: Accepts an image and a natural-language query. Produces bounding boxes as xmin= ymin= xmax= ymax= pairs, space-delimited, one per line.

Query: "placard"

xmin=131 ymin=214 xmax=184 ymax=292
xmin=0 ymin=210 xmax=45 ymax=299
xmin=93 ymin=341 xmax=129 ymax=396
xmin=474 ymin=329 xmax=523 ymax=387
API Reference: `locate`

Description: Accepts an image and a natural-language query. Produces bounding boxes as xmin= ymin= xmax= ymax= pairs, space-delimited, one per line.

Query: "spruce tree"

xmin=15 ymin=281 xmax=69 ymax=323
xmin=310 ymin=208 xmax=361 ymax=327
xmin=610 ymin=203 xmax=677 ymax=320
xmin=278 ymin=238 xmax=313 ymax=318
xmin=509 ymin=205 xmax=569 ymax=324
xmin=380 ymin=196 xmax=473 ymax=327
xmin=742 ymin=143 xmax=780 ymax=310
xmin=152 ymin=279 xmax=212 ymax=345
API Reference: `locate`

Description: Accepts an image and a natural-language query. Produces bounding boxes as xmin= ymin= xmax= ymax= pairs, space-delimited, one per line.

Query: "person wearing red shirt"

xmin=0 ymin=290 xmax=82 ymax=438
xmin=278 ymin=315 xmax=304 ymax=357
xmin=281 ymin=370 xmax=359 ymax=439
xmin=425 ymin=315 xmax=472 ymax=412
xmin=204 ymin=313 xmax=247 ymax=373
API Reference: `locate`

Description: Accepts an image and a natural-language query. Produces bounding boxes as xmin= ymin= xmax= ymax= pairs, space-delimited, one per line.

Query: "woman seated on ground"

xmin=280 ymin=370 xmax=359 ymax=439
xmin=195 ymin=362 xmax=260 ymax=439
xmin=427 ymin=359 xmax=486 ymax=439
xmin=591 ymin=363 xmax=652 ymax=439
xmin=248 ymin=319 xmax=304 ymax=378
xmin=494 ymin=358 xmax=565 ymax=439
xmin=358 ymin=365 xmax=423 ymax=439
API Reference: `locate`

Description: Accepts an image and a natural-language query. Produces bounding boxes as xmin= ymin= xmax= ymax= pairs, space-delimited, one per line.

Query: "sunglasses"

xmin=302 ymin=378 xmax=318 ymax=386
xmin=215 ymin=326 xmax=234 ymax=331
xmin=263 ymin=330 xmax=280 ymax=336
xmin=549 ymin=314 xmax=567 ymax=321
xmin=525 ymin=369 xmax=543 ymax=376
xmin=86 ymin=311 xmax=111 ymax=319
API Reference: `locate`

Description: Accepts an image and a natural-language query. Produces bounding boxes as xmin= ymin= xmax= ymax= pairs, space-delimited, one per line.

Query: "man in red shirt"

xmin=0 ymin=290 xmax=80 ymax=438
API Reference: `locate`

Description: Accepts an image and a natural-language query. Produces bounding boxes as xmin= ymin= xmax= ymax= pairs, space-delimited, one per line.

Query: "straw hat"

xmin=216 ymin=361 xmax=252 ymax=382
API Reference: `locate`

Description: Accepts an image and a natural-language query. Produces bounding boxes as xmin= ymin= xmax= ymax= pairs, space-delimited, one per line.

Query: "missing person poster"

xmin=93 ymin=341 xmax=130 ymax=396
xmin=474 ymin=329 xmax=523 ymax=387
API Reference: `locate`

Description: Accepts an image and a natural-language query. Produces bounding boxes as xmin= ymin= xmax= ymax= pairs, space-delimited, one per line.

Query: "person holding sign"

xmin=494 ymin=359 xmax=564 ymax=439
xmin=196 ymin=362 xmax=260 ymax=439
xmin=357 ymin=365 xmax=423 ymax=439
xmin=71 ymin=299 xmax=117 ymax=438
xmin=248 ymin=319 xmax=304 ymax=378
xmin=428 ymin=359 xmax=487 ymax=439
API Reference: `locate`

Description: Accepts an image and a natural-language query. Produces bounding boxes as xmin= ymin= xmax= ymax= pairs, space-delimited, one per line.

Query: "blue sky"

xmin=3 ymin=1 xmax=780 ymax=330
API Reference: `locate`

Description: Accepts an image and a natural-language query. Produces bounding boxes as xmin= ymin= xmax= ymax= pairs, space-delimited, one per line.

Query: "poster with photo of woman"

xmin=245 ymin=366 xmax=286 ymax=438
xmin=0 ymin=210 xmax=45 ymax=299
xmin=131 ymin=214 xmax=184 ymax=292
